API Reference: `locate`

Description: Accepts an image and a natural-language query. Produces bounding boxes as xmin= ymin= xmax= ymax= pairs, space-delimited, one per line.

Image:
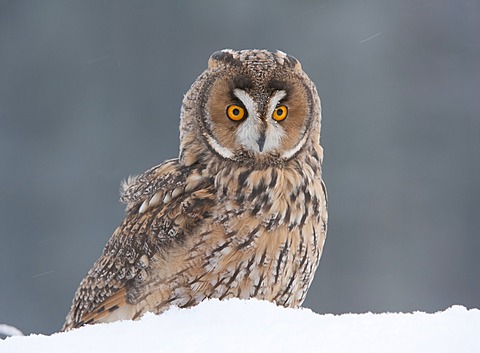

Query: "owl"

xmin=63 ymin=49 xmax=328 ymax=330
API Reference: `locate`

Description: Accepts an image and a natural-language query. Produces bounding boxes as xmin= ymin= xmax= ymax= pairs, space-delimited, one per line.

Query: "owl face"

xmin=179 ymin=49 xmax=321 ymax=166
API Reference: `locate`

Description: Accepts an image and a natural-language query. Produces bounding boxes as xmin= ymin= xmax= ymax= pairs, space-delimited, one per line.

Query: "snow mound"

xmin=1 ymin=299 xmax=479 ymax=353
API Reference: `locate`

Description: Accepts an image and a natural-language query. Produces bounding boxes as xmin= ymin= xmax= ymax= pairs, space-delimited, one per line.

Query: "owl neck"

xmin=206 ymin=142 xmax=322 ymax=200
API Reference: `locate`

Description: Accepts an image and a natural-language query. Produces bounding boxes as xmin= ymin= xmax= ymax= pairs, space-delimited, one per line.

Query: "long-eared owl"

xmin=63 ymin=49 xmax=328 ymax=330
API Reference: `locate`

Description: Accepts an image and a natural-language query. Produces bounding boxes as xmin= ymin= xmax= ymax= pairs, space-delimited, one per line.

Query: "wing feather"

xmin=79 ymin=288 xmax=127 ymax=326
xmin=63 ymin=158 xmax=215 ymax=330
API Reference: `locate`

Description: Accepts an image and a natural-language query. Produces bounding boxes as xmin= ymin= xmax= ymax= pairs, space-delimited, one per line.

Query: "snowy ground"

xmin=1 ymin=299 xmax=479 ymax=353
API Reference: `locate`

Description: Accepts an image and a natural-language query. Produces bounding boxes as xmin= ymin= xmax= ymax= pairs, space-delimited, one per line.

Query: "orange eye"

xmin=272 ymin=105 xmax=288 ymax=121
xmin=226 ymin=105 xmax=246 ymax=121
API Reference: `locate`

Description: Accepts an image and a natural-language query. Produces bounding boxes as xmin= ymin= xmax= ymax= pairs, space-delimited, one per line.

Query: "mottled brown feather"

xmin=63 ymin=49 xmax=327 ymax=331
xmin=79 ymin=288 xmax=127 ymax=326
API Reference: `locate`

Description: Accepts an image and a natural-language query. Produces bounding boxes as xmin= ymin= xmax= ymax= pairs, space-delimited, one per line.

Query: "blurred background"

xmin=1 ymin=0 xmax=479 ymax=335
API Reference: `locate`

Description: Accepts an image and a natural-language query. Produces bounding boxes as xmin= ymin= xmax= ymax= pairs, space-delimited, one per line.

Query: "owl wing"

xmin=63 ymin=158 xmax=215 ymax=330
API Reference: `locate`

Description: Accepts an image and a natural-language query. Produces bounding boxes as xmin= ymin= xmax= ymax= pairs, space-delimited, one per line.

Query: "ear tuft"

xmin=208 ymin=49 xmax=236 ymax=68
xmin=286 ymin=54 xmax=302 ymax=71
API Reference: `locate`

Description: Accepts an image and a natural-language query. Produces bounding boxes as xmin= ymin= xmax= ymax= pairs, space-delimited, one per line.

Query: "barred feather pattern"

xmin=63 ymin=49 xmax=327 ymax=330
xmin=64 ymin=144 xmax=326 ymax=330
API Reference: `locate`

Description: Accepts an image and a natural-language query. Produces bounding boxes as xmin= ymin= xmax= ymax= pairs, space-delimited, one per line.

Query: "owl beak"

xmin=257 ymin=131 xmax=266 ymax=152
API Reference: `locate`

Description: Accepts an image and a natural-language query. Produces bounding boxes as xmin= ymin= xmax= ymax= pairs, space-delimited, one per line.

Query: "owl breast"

xmin=127 ymin=144 xmax=327 ymax=316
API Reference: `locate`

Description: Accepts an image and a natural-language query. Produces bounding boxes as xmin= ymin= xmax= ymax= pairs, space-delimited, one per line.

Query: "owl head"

xmin=179 ymin=49 xmax=322 ymax=166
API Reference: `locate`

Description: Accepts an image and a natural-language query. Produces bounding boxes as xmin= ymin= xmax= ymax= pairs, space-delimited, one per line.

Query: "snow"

xmin=1 ymin=299 xmax=479 ymax=353
xmin=0 ymin=325 xmax=23 ymax=337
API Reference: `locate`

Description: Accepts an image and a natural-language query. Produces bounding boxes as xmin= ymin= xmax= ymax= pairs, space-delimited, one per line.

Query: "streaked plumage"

xmin=63 ymin=49 xmax=327 ymax=330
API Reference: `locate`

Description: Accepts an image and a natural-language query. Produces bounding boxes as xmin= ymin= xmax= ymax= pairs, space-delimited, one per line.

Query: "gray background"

xmin=1 ymin=0 xmax=479 ymax=335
